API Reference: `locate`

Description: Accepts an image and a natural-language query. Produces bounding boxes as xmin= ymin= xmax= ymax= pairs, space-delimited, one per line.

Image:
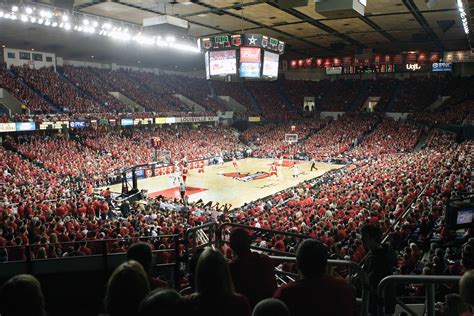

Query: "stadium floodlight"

xmin=83 ymin=19 xmax=89 ymax=25
xmin=62 ymin=15 xmax=69 ymax=22
xmin=78 ymin=26 xmax=83 ymax=32
xmin=52 ymin=21 xmax=58 ymax=27
xmin=44 ymin=20 xmax=51 ymax=26
xmin=4 ymin=13 xmax=11 ymax=19
xmin=0 ymin=11 xmax=4 ymax=18
xmin=169 ymin=43 xmax=200 ymax=53
xmin=31 ymin=17 xmax=37 ymax=23
xmin=64 ymin=23 xmax=71 ymax=30
xmin=457 ymin=0 xmax=470 ymax=35
xmin=38 ymin=18 xmax=44 ymax=24
xmin=92 ymin=21 xmax=98 ymax=27
xmin=25 ymin=7 xmax=33 ymax=15
xmin=21 ymin=15 xmax=28 ymax=22
xmin=10 ymin=14 xmax=17 ymax=20
xmin=12 ymin=6 xmax=18 ymax=12
xmin=165 ymin=35 xmax=176 ymax=43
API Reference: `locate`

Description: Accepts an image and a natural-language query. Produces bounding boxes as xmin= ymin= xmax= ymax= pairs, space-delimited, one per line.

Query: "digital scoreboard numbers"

xmin=201 ymin=35 xmax=242 ymax=50
xmin=200 ymin=34 xmax=284 ymax=54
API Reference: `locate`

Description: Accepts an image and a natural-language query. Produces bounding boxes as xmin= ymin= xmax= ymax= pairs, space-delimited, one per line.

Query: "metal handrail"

xmin=377 ymin=275 xmax=461 ymax=316
xmin=270 ymin=256 xmax=370 ymax=316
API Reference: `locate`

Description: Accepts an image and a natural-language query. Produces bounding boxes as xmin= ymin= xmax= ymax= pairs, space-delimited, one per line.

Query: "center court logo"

xmin=222 ymin=172 xmax=271 ymax=182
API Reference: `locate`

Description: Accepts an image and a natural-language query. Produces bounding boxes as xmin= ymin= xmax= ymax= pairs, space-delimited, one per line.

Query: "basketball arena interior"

xmin=0 ymin=0 xmax=473 ymax=315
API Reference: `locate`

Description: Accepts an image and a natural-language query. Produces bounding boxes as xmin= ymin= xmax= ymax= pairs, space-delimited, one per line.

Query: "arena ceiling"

xmin=0 ymin=0 xmax=472 ymax=69
xmin=73 ymin=0 xmax=472 ymax=56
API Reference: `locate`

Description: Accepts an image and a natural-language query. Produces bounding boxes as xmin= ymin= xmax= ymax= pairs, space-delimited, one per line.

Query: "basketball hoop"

xmin=284 ymin=134 xmax=298 ymax=145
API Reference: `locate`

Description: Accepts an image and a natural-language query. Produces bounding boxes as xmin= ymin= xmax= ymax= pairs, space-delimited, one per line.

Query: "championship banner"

xmin=0 ymin=122 xmax=16 ymax=132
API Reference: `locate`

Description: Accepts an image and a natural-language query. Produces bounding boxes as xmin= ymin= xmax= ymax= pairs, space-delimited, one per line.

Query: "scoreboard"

xmin=199 ymin=34 xmax=285 ymax=81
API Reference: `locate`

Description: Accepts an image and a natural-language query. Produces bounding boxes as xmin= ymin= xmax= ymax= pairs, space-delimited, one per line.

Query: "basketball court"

xmin=106 ymin=158 xmax=344 ymax=208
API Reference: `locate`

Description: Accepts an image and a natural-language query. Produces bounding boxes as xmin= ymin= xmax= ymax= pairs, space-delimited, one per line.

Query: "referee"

xmin=310 ymin=157 xmax=318 ymax=171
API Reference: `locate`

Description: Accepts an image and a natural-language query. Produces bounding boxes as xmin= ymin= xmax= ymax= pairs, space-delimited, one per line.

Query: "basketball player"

xmin=269 ymin=162 xmax=278 ymax=178
xmin=292 ymin=163 xmax=299 ymax=178
xmin=198 ymin=160 xmax=205 ymax=174
xmin=182 ymin=165 xmax=189 ymax=183
xmin=232 ymin=156 xmax=238 ymax=169
xmin=279 ymin=155 xmax=284 ymax=166
xmin=310 ymin=157 xmax=318 ymax=171
xmin=173 ymin=164 xmax=181 ymax=185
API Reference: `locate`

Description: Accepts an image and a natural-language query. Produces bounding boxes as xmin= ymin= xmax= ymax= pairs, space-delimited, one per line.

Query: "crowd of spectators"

xmin=89 ymin=68 xmax=190 ymax=114
xmin=0 ymin=64 xmax=51 ymax=113
xmin=391 ymin=77 xmax=437 ymax=112
xmin=12 ymin=66 xmax=104 ymax=113
xmin=304 ymin=113 xmax=379 ymax=160
xmin=60 ymin=65 xmax=129 ymax=113
xmin=242 ymin=119 xmax=329 ymax=158
xmin=346 ymin=119 xmax=421 ymax=159
xmin=244 ymin=81 xmax=300 ymax=120
xmin=319 ymin=79 xmax=364 ymax=111
xmin=212 ymin=81 xmax=256 ymax=114
xmin=161 ymin=73 xmax=224 ymax=112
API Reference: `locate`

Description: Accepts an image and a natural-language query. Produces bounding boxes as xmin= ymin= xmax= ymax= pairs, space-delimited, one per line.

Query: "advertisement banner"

xmin=209 ymin=50 xmax=237 ymax=76
xmin=15 ymin=122 xmax=36 ymax=131
xmin=396 ymin=63 xmax=431 ymax=73
xmin=240 ymin=47 xmax=261 ymax=63
xmin=240 ymin=62 xmax=261 ymax=78
xmin=432 ymin=62 xmax=452 ymax=72
xmin=39 ymin=121 xmax=69 ymax=130
xmin=166 ymin=117 xmax=176 ymax=124
xmin=0 ymin=123 xmax=16 ymax=132
xmin=155 ymin=117 xmax=167 ymax=125
xmin=262 ymin=50 xmax=279 ymax=78
xmin=325 ymin=66 xmax=343 ymax=75
xmin=121 ymin=118 xmax=134 ymax=126
xmin=133 ymin=118 xmax=153 ymax=125
xmin=175 ymin=116 xmax=219 ymax=123
xmin=70 ymin=120 xmax=86 ymax=129
xmin=248 ymin=116 xmax=261 ymax=122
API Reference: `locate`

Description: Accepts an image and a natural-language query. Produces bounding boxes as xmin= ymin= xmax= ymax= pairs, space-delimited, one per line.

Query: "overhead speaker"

xmin=425 ymin=0 xmax=440 ymax=9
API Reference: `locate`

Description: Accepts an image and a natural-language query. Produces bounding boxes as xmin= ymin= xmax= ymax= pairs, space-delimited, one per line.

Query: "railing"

xmin=377 ymin=275 xmax=461 ymax=316
xmin=216 ymin=222 xmax=309 ymax=256
xmin=0 ymin=234 xmax=181 ymax=286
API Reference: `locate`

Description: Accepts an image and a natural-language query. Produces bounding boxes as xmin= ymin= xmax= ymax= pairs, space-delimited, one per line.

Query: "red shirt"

xmin=274 ymin=275 xmax=356 ymax=316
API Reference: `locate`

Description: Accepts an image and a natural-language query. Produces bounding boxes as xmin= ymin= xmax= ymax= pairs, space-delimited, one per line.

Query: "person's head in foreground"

xmin=252 ymin=298 xmax=289 ymax=316
xmin=0 ymin=274 xmax=46 ymax=316
xmin=460 ymin=269 xmax=474 ymax=307
xmin=194 ymin=247 xmax=235 ymax=297
xmin=229 ymin=227 xmax=252 ymax=257
xmin=138 ymin=288 xmax=184 ymax=316
xmin=105 ymin=260 xmax=150 ymax=316
xmin=296 ymin=239 xmax=328 ymax=279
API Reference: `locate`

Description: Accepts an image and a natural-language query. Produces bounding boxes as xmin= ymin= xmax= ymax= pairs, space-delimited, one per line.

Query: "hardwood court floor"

xmin=107 ymin=158 xmax=344 ymax=208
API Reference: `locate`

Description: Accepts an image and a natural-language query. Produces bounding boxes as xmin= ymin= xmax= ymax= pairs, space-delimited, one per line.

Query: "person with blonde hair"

xmin=184 ymin=247 xmax=251 ymax=316
xmin=105 ymin=260 xmax=150 ymax=316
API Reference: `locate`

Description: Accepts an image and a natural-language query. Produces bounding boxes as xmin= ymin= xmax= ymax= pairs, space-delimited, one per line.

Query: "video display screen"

xmin=240 ymin=47 xmax=261 ymax=78
xmin=457 ymin=209 xmax=474 ymax=225
xmin=209 ymin=50 xmax=237 ymax=76
xmin=263 ymin=50 xmax=279 ymax=78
